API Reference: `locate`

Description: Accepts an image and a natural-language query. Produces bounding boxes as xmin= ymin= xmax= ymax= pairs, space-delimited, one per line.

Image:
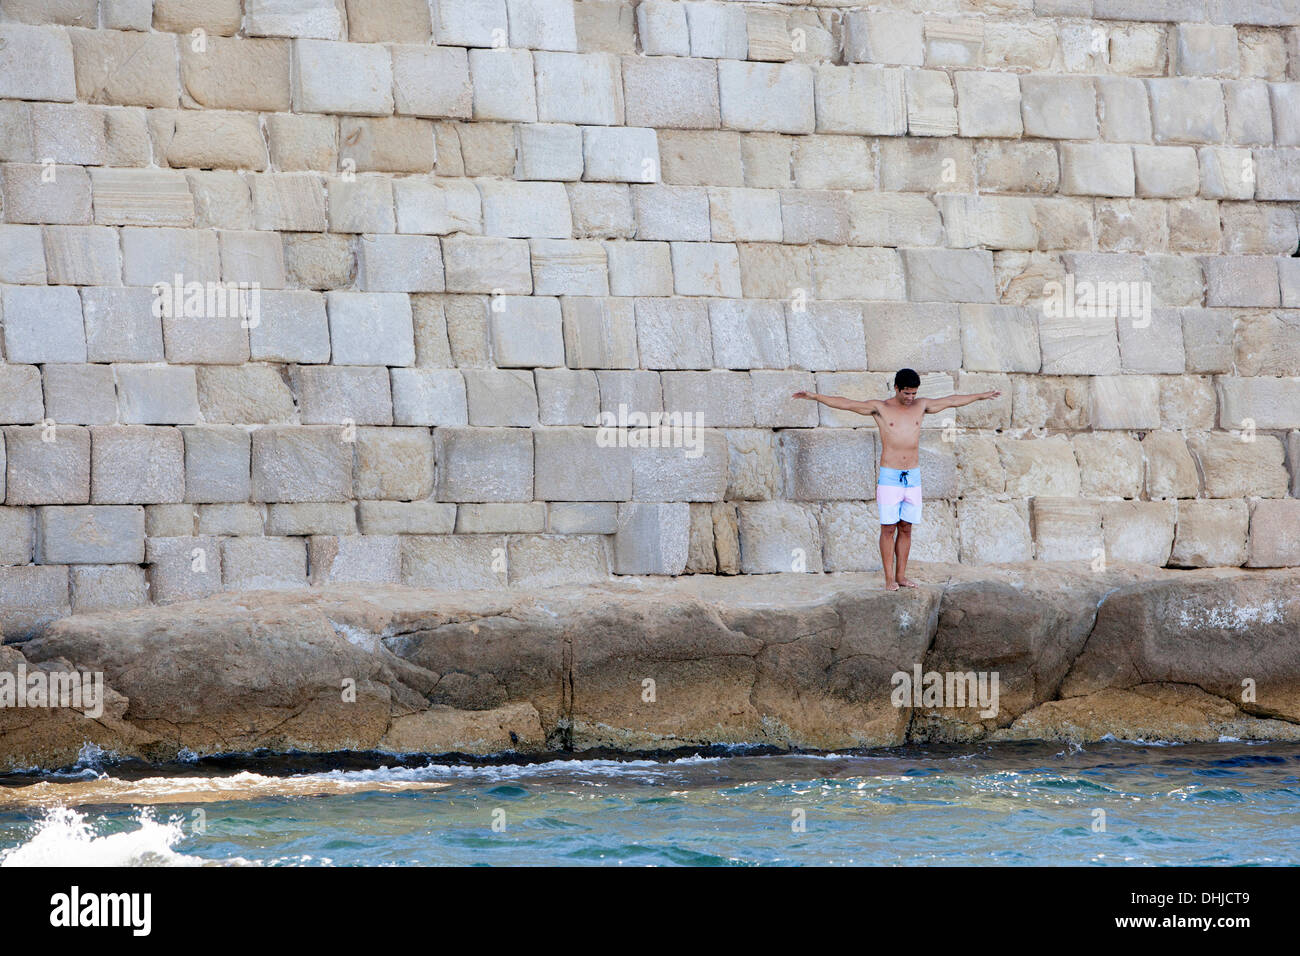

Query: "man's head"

xmin=894 ymin=368 xmax=920 ymax=405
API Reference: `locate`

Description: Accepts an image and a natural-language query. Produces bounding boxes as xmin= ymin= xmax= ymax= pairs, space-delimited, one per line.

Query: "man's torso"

xmin=873 ymin=398 xmax=925 ymax=470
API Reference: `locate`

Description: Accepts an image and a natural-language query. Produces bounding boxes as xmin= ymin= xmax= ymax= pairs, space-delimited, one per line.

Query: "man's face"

xmin=897 ymin=387 xmax=918 ymax=405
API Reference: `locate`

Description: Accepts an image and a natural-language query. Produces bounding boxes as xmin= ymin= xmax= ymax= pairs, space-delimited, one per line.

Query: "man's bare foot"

xmin=897 ymin=576 xmax=918 ymax=588
xmin=884 ymin=579 xmax=900 ymax=591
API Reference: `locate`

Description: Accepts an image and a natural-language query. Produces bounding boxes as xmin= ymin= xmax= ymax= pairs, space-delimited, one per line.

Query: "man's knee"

xmin=880 ymin=523 xmax=897 ymax=537
xmin=897 ymin=521 xmax=912 ymax=535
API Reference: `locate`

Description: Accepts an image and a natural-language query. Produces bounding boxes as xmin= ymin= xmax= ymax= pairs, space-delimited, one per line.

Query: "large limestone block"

xmin=1188 ymin=433 xmax=1290 ymax=498
xmin=1032 ymin=498 xmax=1103 ymax=562
xmin=707 ymin=300 xmax=788 ymax=370
xmin=1038 ymin=311 xmax=1120 ymax=375
xmin=1073 ymin=433 xmax=1144 ymax=498
xmin=814 ymin=65 xmax=906 ymax=135
xmin=509 ymin=535 xmax=608 ymax=588
xmin=293 ymin=39 xmax=392 ymax=115
xmin=959 ymin=305 xmax=1040 ymax=373
xmin=181 ymin=426 xmax=252 ymax=504
xmin=251 ymin=426 xmax=353 ymax=503
xmin=37 ymin=505 xmax=145 ymax=564
xmin=900 ymin=249 xmax=996 ymax=303
xmin=1020 ymin=75 xmax=1097 ymax=139
xmin=1089 ymin=375 xmax=1161 ymax=430
xmin=631 ymin=430 xmax=728 ymax=502
xmin=1170 ymin=499 xmax=1248 ymax=567
xmin=90 ymin=426 xmax=184 ymax=505
xmin=1219 ymin=377 xmax=1300 ymax=430
xmin=4 ymin=425 xmax=90 ymax=505
xmin=736 ymin=501 xmax=822 ymax=574
xmin=1247 ymin=499 xmax=1300 ymax=567
xmin=308 ymin=535 xmax=401 ymax=585
xmin=998 ymin=436 xmax=1081 ymax=498
xmin=786 ymin=303 xmax=867 ymax=371
xmin=534 ymin=427 xmax=631 ymax=501
xmin=1160 ymin=375 xmax=1217 ymax=432
xmin=863 ymin=303 xmax=959 ymax=372
xmin=717 ymin=61 xmax=814 ymax=134
xmin=750 ymin=371 xmax=818 ymax=429
xmin=781 ymin=430 xmax=877 ymax=501
xmin=353 ymin=427 xmax=434 ymax=501
xmin=1103 ymin=500 xmax=1176 ymax=566
xmin=1117 ymin=308 xmax=1186 ymax=374
xmin=1232 ymin=311 xmax=1300 ymax=378
xmin=435 ymin=427 xmax=533 ymax=502
xmin=957 ymin=499 xmax=1032 ymax=564
xmin=399 ymin=535 xmax=506 ymax=590
xmin=1009 ymin=376 xmax=1090 ymax=431
xmin=635 ymin=298 xmax=713 ymax=369
xmin=1143 ymin=432 xmax=1200 ymax=499
xmin=612 ymin=501 xmax=690 ymax=574
xmin=143 ymin=535 xmax=219 ymax=604
xmin=819 ymin=502 xmax=883 ymax=572
xmin=723 ymin=430 xmax=781 ymax=501
xmin=660 ymin=371 xmax=753 ymax=428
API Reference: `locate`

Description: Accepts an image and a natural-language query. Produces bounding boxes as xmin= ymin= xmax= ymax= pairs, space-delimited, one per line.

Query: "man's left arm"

xmin=922 ymin=391 xmax=1001 ymax=413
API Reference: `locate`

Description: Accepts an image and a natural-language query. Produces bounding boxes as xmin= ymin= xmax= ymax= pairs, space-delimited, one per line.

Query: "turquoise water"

xmin=1 ymin=741 xmax=1297 ymax=866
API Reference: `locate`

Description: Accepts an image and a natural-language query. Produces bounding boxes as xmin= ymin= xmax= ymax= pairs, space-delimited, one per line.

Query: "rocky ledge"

xmin=3 ymin=562 xmax=1299 ymax=769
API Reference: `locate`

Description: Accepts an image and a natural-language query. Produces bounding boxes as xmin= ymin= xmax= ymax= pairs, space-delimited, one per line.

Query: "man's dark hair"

xmin=895 ymin=368 xmax=921 ymax=390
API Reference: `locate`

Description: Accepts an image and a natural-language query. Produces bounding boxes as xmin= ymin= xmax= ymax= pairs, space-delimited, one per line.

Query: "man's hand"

xmin=792 ymin=391 xmax=814 ymax=400
xmin=982 ymin=390 xmax=1002 ymax=400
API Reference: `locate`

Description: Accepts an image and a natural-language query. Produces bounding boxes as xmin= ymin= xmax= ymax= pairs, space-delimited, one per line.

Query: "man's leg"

xmin=879 ymin=523 xmax=898 ymax=590
xmin=895 ymin=521 xmax=915 ymax=587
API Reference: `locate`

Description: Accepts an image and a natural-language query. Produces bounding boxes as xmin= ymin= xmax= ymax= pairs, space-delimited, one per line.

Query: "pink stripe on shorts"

xmin=877 ymin=467 xmax=923 ymax=525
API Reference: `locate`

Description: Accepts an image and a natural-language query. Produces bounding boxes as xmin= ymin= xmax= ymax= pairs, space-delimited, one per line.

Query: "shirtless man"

xmin=793 ymin=369 xmax=1001 ymax=591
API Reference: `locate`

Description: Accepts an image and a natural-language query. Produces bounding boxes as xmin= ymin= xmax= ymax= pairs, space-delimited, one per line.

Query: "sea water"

xmin=0 ymin=741 xmax=1296 ymax=866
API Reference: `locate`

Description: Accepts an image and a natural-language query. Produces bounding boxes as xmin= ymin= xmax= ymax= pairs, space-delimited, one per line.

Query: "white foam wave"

xmin=0 ymin=807 xmax=209 ymax=867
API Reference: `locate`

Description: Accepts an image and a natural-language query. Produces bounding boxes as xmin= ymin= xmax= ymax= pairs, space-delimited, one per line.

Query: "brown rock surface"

xmin=2 ymin=565 xmax=1297 ymax=768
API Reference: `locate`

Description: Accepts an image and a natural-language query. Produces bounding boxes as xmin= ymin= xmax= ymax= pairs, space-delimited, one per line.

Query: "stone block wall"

xmin=1 ymin=0 xmax=1299 ymax=628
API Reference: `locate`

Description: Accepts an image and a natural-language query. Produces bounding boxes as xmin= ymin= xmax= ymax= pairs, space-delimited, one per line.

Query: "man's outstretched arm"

xmin=922 ymin=390 xmax=1001 ymax=413
xmin=792 ymin=391 xmax=880 ymax=416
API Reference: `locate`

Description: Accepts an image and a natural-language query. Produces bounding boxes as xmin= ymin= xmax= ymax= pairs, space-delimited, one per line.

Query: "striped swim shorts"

xmin=877 ymin=466 xmax=922 ymax=525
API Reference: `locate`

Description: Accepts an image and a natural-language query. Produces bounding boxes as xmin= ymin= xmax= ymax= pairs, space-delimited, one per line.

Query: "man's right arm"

xmin=791 ymin=392 xmax=879 ymax=417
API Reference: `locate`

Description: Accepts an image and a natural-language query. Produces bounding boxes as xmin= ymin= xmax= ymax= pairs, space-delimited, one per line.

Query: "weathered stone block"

xmin=1170 ymin=499 xmax=1248 ymax=567
xmin=90 ymin=426 xmax=184 ymax=504
xmin=221 ymin=536 xmax=308 ymax=591
xmin=305 ymin=534 xmax=399 ymax=585
xmin=1073 ymin=433 xmax=1144 ymax=498
xmin=901 ymin=249 xmax=996 ymax=303
xmin=1102 ymin=500 xmax=1176 ymax=566
xmin=1090 ymin=375 xmax=1162 ymax=429
xmin=113 ymin=366 xmax=201 ymax=425
xmin=736 ymin=501 xmax=821 ymax=574
xmin=612 ymin=501 xmax=689 ymax=574
xmin=1189 ymin=433 xmax=1290 ymax=498
xmin=37 ymin=505 xmax=144 ymax=564
xmin=435 ymin=427 xmax=533 ymax=502
xmin=717 ymin=61 xmax=814 ymax=134
xmin=780 ymin=430 xmax=877 ymax=501
xmin=1219 ymin=377 xmax=1300 ymax=429
xmin=1143 ymin=432 xmax=1200 ymax=499
xmin=534 ymin=427 xmax=631 ymax=501
xmin=998 ymin=436 xmax=1081 ymax=498
xmin=814 ymin=65 xmax=906 ymax=136
xmin=182 ymin=425 xmax=251 ymax=504
xmin=1032 ymin=498 xmax=1103 ymax=562
xmin=957 ymin=499 xmax=1032 ymax=564
xmin=1 ymin=286 xmax=86 ymax=364
xmin=251 ymin=426 xmax=353 ymax=502
xmin=1247 ymin=499 xmax=1300 ymax=567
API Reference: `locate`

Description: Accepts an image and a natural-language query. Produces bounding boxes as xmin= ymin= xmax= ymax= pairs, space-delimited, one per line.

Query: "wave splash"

xmin=0 ymin=807 xmax=206 ymax=868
